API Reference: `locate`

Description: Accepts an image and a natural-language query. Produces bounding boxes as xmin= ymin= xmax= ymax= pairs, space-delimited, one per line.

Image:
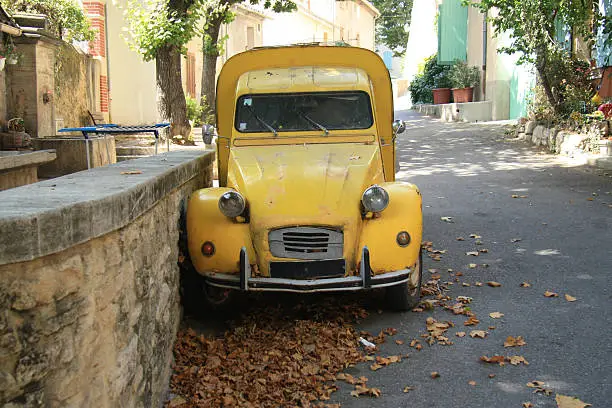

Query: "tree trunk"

xmin=535 ymin=47 xmax=563 ymax=116
xmin=156 ymin=45 xmax=191 ymax=138
xmin=201 ymin=16 xmax=224 ymax=123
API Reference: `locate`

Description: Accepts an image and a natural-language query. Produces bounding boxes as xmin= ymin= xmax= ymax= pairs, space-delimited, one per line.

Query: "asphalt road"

xmin=329 ymin=110 xmax=612 ymax=407
xmin=182 ymin=110 xmax=612 ymax=407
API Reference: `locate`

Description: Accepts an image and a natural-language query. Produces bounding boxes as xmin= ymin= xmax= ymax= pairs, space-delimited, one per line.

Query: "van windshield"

xmin=235 ymin=91 xmax=373 ymax=134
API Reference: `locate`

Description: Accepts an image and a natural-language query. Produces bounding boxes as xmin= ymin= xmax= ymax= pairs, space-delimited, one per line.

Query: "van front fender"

xmin=358 ymin=182 xmax=422 ymax=274
xmin=187 ymin=187 xmax=255 ymax=275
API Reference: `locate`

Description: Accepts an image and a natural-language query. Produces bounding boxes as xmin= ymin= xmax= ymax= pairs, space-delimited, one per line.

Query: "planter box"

xmin=432 ymin=88 xmax=451 ymax=104
xmin=452 ymin=87 xmax=474 ymax=103
xmin=599 ymin=139 xmax=612 ymax=156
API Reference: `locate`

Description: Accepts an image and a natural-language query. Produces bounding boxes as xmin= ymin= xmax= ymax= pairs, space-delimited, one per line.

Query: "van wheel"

xmin=386 ymin=250 xmax=423 ymax=311
xmin=180 ymin=258 xmax=234 ymax=314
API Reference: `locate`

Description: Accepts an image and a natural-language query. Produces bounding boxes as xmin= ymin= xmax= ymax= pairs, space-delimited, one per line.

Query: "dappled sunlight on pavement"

xmin=395 ymin=110 xmax=588 ymax=179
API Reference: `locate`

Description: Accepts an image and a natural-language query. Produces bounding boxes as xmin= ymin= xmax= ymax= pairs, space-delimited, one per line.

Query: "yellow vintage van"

xmin=184 ymin=44 xmax=422 ymax=310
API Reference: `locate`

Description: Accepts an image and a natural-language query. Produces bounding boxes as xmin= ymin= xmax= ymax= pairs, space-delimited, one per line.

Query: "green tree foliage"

xmin=125 ymin=0 xmax=206 ymax=138
xmin=200 ymin=0 xmax=297 ymax=121
xmin=372 ymin=0 xmax=413 ymax=57
xmin=124 ymin=0 xmax=204 ymax=62
xmin=468 ymin=0 xmax=609 ymax=117
xmin=2 ymin=0 xmax=94 ymax=42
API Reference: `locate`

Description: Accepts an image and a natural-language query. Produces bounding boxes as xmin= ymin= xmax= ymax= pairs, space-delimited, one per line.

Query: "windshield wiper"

xmin=297 ymin=110 xmax=329 ymax=136
xmin=245 ymin=105 xmax=277 ymax=137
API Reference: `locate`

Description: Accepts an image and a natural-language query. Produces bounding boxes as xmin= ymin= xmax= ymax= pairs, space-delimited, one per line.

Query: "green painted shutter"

xmin=438 ymin=0 xmax=468 ymax=65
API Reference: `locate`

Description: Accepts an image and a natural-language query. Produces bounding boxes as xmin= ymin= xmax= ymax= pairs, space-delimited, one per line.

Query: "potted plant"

xmin=432 ymin=70 xmax=453 ymax=104
xmin=1 ymin=37 xmax=21 ymax=66
xmin=449 ymin=60 xmax=481 ymax=103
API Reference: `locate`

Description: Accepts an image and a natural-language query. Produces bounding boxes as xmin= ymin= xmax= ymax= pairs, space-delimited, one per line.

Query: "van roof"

xmin=236 ymin=67 xmax=371 ymax=94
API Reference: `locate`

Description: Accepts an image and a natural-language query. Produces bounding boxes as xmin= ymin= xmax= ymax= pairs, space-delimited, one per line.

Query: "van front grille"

xmin=269 ymin=227 xmax=343 ymax=260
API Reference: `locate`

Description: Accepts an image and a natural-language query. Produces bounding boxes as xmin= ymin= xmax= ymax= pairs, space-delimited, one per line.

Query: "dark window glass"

xmin=235 ymin=91 xmax=373 ymax=133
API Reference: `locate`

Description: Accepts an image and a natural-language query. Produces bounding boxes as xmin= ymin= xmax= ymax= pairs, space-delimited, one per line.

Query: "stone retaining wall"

xmin=517 ymin=121 xmax=610 ymax=157
xmin=0 ymin=150 xmax=214 ymax=407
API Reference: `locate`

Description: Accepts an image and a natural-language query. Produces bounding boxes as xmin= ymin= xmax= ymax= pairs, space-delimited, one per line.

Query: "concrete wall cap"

xmin=0 ymin=150 xmax=215 ymax=266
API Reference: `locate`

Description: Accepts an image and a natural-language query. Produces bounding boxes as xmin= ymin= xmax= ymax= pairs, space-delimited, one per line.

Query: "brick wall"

xmin=84 ymin=1 xmax=106 ymax=58
xmin=100 ymin=75 xmax=109 ymax=113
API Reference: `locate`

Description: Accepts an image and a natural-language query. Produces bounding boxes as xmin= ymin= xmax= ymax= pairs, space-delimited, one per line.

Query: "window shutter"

xmin=437 ymin=0 xmax=468 ymax=65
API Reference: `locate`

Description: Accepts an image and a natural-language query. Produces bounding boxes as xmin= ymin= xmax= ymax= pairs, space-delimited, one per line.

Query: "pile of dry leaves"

xmin=169 ymin=299 xmax=370 ymax=407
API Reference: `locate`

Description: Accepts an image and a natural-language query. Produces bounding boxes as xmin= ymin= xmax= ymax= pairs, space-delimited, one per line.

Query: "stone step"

xmin=117 ymin=155 xmax=151 ymax=162
xmin=115 ymin=146 xmax=168 ymax=156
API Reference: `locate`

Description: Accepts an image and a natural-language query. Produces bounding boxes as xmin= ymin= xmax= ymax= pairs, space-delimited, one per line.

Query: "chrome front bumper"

xmin=202 ymin=247 xmax=412 ymax=293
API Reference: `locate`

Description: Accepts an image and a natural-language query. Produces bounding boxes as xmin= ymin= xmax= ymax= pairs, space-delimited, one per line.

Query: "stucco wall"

xmin=106 ymin=0 xmax=160 ymax=125
xmin=334 ymin=0 xmax=378 ymax=50
xmin=0 ymin=150 xmax=214 ymax=407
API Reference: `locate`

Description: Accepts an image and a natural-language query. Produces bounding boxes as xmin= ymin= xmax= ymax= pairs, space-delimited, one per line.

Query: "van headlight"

xmin=218 ymin=191 xmax=246 ymax=217
xmin=361 ymin=185 xmax=389 ymax=212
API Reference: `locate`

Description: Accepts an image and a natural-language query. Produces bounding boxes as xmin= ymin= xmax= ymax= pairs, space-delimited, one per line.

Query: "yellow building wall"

xmin=334 ymin=0 xmax=378 ymax=50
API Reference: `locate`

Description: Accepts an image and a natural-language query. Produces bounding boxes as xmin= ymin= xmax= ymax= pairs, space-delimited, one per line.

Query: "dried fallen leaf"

xmin=488 ymin=374 xmax=496 ymax=379
xmin=523 ymin=403 xmax=533 ymax=408
xmin=120 ymin=170 xmax=143 ymax=175
xmin=555 ymin=394 xmax=592 ymax=408
xmin=487 ymin=281 xmax=502 ymax=287
xmin=456 ymin=331 xmax=466 ymax=337
xmin=504 ymin=336 xmax=526 ymax=347
xmin=544 ymin=291 xmax=559 ymax=297
xmin=489 ymin=312 xmax=504 ymax=319
xmin=469 ymin=263 xmax=478 ymax=269
xmin=457 ymin=236 xmax=465 ymax=241
xmin=403 ymin=386 xmax=415 ymax=393
xmin=351 ymin=385 xmax=381 ymax=398
xmin=520 ymin=282 xmax=531 ymax=287
xmin=508 ymin=356 xmax=529 ymax=366
xmin=440 ymin=217 xmax=454 ymax=223
xmin=470 ymin=330 xmax=487 ymax=339
xmin=395 ymin=340 xmax=404 ymax=345
xmin=430 ymin=372 xmax=440 ymax=379
xmin=466 ymin=251 xmax=479 ymax=256
xmin=511 ymin=238 xmax=522 ymax=243
xmin=479 ymin=248 xmax=489 ymax=253
xmin=464 ymin=316 xmax=480 ymax=326
xmin=469 ymin=234 xmax=481 ymax=239
xmin=480 ymin=355 xmax=506 ymax=366
xmin=564 ymin=294 xmax=577 ymax=302
xmin=527 ymin=381 xmax=552 ymax=395
xmin=468 ymin=380 xmax=477 ymax=386
xmin=475 ymin=282 xmax=483 ymax=287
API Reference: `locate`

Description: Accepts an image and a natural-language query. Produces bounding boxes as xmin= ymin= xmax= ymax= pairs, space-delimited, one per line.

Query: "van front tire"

xmin=386 ymin=250 xmax=423 ymax=311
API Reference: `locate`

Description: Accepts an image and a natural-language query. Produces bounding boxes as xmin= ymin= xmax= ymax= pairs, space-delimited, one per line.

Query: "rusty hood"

xmin=226 ymin=143 xmax=384 ymax=229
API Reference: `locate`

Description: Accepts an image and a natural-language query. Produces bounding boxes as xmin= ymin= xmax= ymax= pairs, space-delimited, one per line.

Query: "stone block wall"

xmin=0 ymin=150 xmax=214 ymax=407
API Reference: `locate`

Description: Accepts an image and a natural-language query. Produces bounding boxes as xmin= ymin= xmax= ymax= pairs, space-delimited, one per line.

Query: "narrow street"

xmin=176 ymin=111 xmax=612 ymax=408
xmin=329 ymin=110 xmax=612 ymax=407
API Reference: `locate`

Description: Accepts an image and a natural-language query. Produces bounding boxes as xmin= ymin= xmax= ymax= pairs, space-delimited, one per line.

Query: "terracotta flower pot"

xmin=432 ymin=88 xmax=451 ymax=104
xmin=452 ymin=87 xmax=474 ymax=103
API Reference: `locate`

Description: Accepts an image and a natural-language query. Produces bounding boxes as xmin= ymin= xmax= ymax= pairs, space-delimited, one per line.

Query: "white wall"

xmin=106 ymin=0 xmax=161 ymax=125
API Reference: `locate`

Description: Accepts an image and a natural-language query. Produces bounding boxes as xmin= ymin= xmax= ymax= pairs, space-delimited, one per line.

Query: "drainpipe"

xmin=103 ymin=3 xmax=112 ymax=123
xmin=0 ymin=23 xmax=22 ymax=37
xmin=481 ymin=10 xmax=487 ymax=99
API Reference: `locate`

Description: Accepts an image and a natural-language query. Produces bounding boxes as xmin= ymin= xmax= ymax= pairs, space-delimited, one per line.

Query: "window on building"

xmin=186 ymin=53 xmax=196 ymax=97
xmin=247 ymin=26 xmax=255 ymax=49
